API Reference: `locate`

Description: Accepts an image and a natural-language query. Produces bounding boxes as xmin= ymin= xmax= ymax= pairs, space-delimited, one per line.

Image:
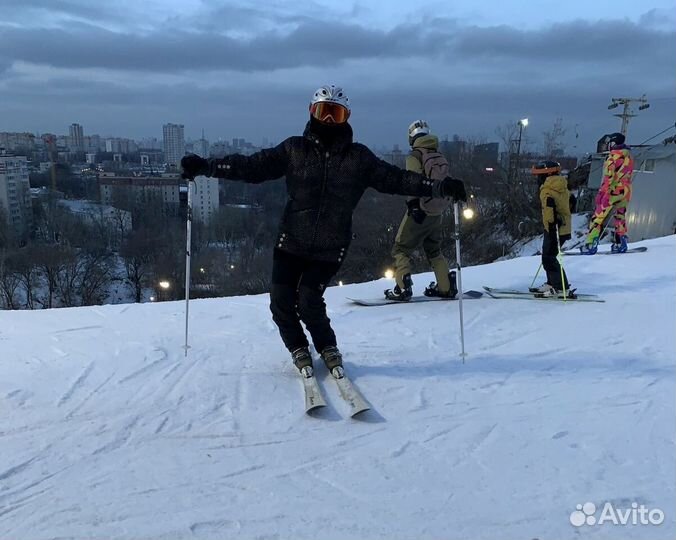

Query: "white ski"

xmin=330 ymin=368 xmax=370 ymax=417
xmin=301 ymin=371 xmax=327 ymax=414
xmin=483 ymin=287 xmax=605 ymax=303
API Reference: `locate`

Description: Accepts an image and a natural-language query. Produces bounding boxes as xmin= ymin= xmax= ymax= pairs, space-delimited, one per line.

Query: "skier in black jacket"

xmin=181 ymin=85 xmax=466 ymax=379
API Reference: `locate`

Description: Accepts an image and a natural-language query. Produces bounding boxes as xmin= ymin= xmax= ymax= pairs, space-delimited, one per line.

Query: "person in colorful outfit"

xmin=581 ymin=132 xmax=634 ymax=254
xmin=531 ymin=161 xmax=572 ymax=297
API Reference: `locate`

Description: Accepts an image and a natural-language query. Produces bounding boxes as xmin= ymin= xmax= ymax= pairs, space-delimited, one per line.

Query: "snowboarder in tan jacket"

xmin=385 ymin=120 xmax=456 ymax=301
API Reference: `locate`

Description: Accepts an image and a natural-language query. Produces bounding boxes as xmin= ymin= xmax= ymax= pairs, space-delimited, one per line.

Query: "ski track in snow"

xmin=0 ymin=235 xmax=674 ymax=540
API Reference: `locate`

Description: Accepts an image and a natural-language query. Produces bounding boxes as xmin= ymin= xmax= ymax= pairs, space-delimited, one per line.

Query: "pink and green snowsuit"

xmin=586 ymin=145 xmax=634 ymax=244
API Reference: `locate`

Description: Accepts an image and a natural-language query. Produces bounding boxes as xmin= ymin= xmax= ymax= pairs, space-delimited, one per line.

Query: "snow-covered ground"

xmin=506 ymin=212 xmax=591 ymax=259
xmin=1 ymin=235 xmax=674 ymax=540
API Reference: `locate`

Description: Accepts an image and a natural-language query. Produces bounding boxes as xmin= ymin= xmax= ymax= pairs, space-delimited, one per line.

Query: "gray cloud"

xmin=1 ymin=66 xmax=672 ymax=152
xmin=453 ymin=19 xmax=674 ymax=63
xmin=0 ymin=0 xmax=122 ymax=24
xmin=0 ymin=15 xmax=672 ymax=73
xmin=0 ymin=2 xmax=673 ymax=153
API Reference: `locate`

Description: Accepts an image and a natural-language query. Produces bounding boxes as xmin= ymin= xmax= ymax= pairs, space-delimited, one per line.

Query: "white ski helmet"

xmin=408 ymin=120 xmax=430 ymax=145
xmin=310 ymin=85 xmax=350 ymax=111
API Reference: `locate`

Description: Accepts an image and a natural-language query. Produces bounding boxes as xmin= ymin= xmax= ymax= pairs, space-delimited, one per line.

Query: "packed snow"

xmin=1 ymin=235 xmax=674 ymax=540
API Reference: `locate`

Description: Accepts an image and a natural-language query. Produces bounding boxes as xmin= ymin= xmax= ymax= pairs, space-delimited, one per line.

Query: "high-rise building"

xmin=69 ymin=123 xmax=84 ymax=152
xmin=139 ymin=137 xmax=161 ymax=150
xmin=0 ymin=132 xmax=36 ymax=152
xmin=163 ymin=123 xmax=185 ymax=167
xmin=0 ymin=152 xmax=32 ymax=238
xmin=84 ymin=134 xmax=102 ymax=154
xmin=105 ymin=138 xmax=137 ymax=154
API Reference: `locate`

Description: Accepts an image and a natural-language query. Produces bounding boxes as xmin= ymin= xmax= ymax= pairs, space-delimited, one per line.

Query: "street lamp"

xmin=384 ymin=269 xmax=394 ymax=279
xmin=463 ymin=207 xmax=475 ymax=220
xmin=515 ymin=118 xmax=529 ymax=182
xmin=157 ymin=280 xmax=171 ymax=302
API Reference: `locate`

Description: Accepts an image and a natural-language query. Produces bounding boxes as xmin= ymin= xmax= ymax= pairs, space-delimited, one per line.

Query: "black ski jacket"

xmin=208 ymin=122 xmax=438 ymax=262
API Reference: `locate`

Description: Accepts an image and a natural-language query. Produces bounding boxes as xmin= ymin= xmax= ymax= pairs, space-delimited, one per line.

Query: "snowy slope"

xmin=504 ymin=212 xmax=591 ymax=259
xmin=1 ymin=236 xmax=675 ymax=540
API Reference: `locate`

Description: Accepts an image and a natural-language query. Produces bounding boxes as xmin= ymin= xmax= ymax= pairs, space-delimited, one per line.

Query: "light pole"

xmin=158 ymin=280 xmax=170 ymax=301
xmin=608 ymin=95 xmax=649 ymax=136
xmin=515 ymin=118 xmax=528 ymax=182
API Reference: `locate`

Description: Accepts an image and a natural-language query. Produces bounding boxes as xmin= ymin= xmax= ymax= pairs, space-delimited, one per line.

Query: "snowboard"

xmin=348 ymin=290 xmax=483 ymax=307
xmin=564 ymin=246 xmax=647 ymax=256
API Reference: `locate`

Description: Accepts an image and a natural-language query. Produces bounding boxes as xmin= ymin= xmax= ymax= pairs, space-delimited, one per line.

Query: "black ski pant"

xmin=270 ymin=249 xmax=341 ymax=354
xmin=542 ymin=229 xmax=569 ymax=290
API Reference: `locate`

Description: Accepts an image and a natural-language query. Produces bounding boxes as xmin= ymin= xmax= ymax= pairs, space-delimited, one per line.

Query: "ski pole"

xmin=183 ymin=175 xmax=195 ymax=356
xmin=555 ymin=224 xmax=567 ymax=302
xmin=530 ymin=262 xmax=543 ymax=289
xmin=453 ymin=201 xmax=467 ymax=361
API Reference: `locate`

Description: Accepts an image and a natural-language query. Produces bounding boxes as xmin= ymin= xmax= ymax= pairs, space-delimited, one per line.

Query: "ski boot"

xmin=579 ymin=238 xmax=599 ymax=255
xmin=533 ymin=283 xmax=557 ymax=297
xmin=424 ymin=271 xmax=458 ymax=298
xmin=611 ymin=235 xmax=628 ymax=253
xmin=292 ymin=347 xmax=314 ymax=378
xmin=321 ymin=345 xmax=344 ymax=379
xmin=384 ymin=273 xmax=413 ymax=302
xmin=556 ymin=287 xmax=577 ymax=299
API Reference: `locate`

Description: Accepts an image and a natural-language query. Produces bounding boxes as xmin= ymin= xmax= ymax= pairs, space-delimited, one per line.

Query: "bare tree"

xmin=120 ymin=228 xmax=157 ymax=303
xmin=14 ymin=246 xmax=40 ymax=309
xmin=57 ymin=253 xmax=82 ymax=307
xmin=0 ymin=250 xmax=21 ymax=309
xmin=0 ymin=206 xmax=15 ymax=248
xmin=38 ymin=245 xmax=72 ymax=309
xmin=78 ymin=250 xmax=112 ymax=306
xmin=543 ymin=117 xmax=567 ymax=159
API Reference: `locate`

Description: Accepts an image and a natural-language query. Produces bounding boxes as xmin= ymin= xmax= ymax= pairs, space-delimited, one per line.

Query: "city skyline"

xmin=0 ymin=1 xmax=674 ymax=153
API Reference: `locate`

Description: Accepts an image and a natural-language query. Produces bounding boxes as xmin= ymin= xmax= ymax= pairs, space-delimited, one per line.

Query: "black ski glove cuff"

xmin=434 ymin=177 xmax=467 ymax=202
xmin=180 ymin=154 xmax=210 ymax=179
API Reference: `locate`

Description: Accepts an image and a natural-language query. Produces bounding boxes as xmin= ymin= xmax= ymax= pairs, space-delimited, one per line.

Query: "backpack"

xmin=411 ymin=148 xmax=451 ymax=215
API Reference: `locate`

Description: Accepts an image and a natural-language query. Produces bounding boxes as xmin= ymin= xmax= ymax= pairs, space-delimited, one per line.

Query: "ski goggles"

xmin=310 ymin=101 xmax=350 ymax=124
xmin=531 ymin=164 xmax=560 ymax=176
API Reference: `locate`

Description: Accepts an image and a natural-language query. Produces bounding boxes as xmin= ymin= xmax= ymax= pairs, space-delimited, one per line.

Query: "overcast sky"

xmin=0 ymin=0 xmax=674 ymax=154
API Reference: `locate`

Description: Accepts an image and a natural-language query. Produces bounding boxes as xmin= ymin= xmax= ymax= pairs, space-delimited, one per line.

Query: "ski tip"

xmin=305 ymin=403 xmax=327 ymax=414
xmin=350 ymin=406 xmax=371 ymax=418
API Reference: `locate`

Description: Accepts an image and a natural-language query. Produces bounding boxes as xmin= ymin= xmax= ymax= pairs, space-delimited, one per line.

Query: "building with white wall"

xmin=0 ymin=153 xmax=33 ymax=238
xmin=192 ymin=176 xmax=219 ymax=223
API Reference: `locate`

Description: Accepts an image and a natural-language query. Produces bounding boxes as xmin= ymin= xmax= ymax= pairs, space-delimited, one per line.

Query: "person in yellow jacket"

xmin=531 ymin=160 xmax=572 ymax=296
xmin=385 ymin=120 xmax=457 ymax=301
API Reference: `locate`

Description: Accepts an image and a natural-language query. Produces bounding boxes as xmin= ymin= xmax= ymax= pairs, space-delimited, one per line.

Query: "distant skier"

xmin=531 ymin=161 xmax=572 ymax=297
xmin=580 ymin=132 xmax=634 ymax=254
xmin=384 ymin=120 xmax=456 ymax=301
xmin=180 ymin=85 xmax=466 ymax=379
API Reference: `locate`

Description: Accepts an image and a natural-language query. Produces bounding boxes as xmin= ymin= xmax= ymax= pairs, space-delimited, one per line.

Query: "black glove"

xmin=180 ymin=154 xmax=209 ymax=179
xmin=436 ymin=176 xmax=467 ymax=202
xmin=406 ymin=199 xmax=426 ymax=225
